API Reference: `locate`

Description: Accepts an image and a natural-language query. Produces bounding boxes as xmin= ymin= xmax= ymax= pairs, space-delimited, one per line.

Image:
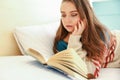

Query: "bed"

xmin=8 ymin=21 xmax=120 ymax=80
xmin=0 ymin=56 xmax=119 ymax=80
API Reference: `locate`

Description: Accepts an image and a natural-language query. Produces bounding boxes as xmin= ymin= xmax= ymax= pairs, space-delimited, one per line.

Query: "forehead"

xmin=60 ymin=1 xmax=77 ymax=12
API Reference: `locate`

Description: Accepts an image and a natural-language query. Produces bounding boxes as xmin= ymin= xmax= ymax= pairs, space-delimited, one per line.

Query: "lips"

xmin=65 ymin=25 xmax=74 ymax=32
xmin=66 ymin=25 xmax=73 ymax=28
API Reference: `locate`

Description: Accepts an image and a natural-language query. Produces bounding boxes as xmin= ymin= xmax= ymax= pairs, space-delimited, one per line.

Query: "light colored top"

xmin=67 ymin=31 xmax=120 ymax=78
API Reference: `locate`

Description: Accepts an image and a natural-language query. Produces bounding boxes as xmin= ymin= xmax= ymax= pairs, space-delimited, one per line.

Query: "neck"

xmin=63 ymin=33 xmax=71 ymax=43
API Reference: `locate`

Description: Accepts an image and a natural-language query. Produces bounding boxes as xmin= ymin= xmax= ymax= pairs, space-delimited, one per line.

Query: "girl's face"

xmin=60 ymin=1 xmax=80 ymax=33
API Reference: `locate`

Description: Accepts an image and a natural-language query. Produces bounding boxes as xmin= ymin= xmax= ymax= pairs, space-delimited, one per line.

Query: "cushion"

xmin=13 ymin=22 xmax=59 ymax=59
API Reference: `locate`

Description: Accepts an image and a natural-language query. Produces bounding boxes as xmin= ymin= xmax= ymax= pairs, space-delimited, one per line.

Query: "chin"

xmin=67 ymin=30 xmax=73 ymax=33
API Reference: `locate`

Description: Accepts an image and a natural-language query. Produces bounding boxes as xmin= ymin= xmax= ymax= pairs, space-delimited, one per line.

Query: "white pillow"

xmin=13 ymin=22 xmax=59 ymax=59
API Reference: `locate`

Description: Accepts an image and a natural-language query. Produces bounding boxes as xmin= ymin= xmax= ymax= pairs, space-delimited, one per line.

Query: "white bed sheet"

xmin=0 ymin=56 xmax=119 ymax=80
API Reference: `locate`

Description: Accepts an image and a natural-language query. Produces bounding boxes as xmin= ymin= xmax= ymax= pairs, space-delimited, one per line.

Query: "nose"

xmin=64 ymin=16 xmax=72 ymax=23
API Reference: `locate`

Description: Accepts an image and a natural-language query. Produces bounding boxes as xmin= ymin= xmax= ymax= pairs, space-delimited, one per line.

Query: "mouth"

xmin=66 ymin=25 xmax=73 ymax=28
xmin=65 ymin=25 xmax=74 ymax=32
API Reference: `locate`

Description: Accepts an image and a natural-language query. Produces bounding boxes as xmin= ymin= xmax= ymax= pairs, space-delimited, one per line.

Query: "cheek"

xmin=61 ymin=19 xmax=65 ymax=27
xmin=61 ymin=17 xmax=80 ymax=26
xmin=73 ymin=19 xmax=79 ymax=26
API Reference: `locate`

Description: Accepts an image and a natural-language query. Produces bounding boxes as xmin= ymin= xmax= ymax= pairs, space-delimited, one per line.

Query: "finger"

xmin=81 ymin=20 xmax=85 ymax=30
xmin=74 ymin=25 xmax=77 ymax=32
xmin=77 ymin=21 xmax=80 ymax=29
xmin=77 ymin=20 xmax=82 ymax=31
xmin=72 ymin=25 xmax=77 ymax=34
xmin=78 ymin=20 xmax=85 ymax=35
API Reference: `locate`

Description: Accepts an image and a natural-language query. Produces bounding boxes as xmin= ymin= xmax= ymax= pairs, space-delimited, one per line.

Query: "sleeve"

xmin=67 ymin=35 xmax=102 ymax=79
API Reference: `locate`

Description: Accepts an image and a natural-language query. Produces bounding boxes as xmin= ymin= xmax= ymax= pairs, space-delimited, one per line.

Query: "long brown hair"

xmin=53 ymin=0 xmax=112 ymax=63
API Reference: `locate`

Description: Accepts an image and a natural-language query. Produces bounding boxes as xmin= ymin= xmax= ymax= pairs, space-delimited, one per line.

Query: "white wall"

xmin=0 ymin=0 xmax=62 ymax=56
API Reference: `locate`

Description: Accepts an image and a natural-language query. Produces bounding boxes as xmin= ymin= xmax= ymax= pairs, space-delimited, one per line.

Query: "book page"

xmin=47 ymin=62 xmax=88 ymax=80
xmin=47 ymin=48 xmax=88 ymax=80
xmin=31 ymin=46 xmax=53 ymax=61
xmin=27 ymin=48 xmax=46 ymax=64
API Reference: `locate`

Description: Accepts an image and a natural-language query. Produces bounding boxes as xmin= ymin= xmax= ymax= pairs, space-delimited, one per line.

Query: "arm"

xmin=67 ymin=35 xmax=101 ymax=79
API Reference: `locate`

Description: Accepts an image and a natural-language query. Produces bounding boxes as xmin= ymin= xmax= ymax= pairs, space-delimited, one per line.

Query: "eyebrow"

xmin=61 ymin=10 xmax=78 ymax=13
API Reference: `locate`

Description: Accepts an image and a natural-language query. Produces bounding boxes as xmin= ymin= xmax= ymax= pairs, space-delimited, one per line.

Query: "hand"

xmin=87 ymin=73 xmax=95 ymax=79
xmin=72 ymin=20 xmax=86 ymax=35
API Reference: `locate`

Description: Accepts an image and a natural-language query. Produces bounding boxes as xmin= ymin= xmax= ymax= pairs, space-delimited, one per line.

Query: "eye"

xmin=61 ymin=14 xmax=66 ymax=18
xmin=71 ymin=13 xmax=78 ymax=17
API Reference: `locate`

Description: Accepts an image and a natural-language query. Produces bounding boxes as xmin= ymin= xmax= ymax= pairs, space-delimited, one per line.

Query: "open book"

xmin=27 ymin=48 xmax=88 ymax=80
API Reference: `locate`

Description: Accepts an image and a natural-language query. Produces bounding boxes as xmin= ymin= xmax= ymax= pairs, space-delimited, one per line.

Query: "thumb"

xmin=72 ymin=25 xmax=77 ymax=35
